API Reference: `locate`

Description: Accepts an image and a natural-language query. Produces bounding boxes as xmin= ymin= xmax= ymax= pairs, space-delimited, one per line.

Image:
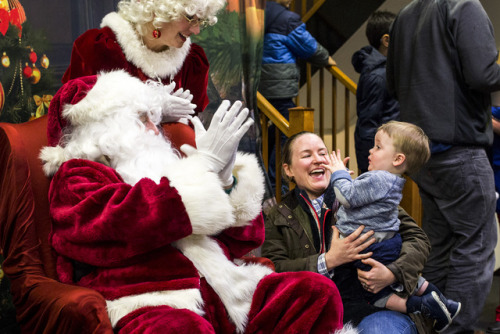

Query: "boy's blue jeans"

xmin=357 ymin=311 xmax=417 ymax=333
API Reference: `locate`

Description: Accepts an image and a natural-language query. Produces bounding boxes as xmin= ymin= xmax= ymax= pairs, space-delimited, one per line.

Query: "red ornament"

xmin=22 ymin=63 xmax=32 ymax=78
xmin=29 ymin=49 xmax=37 ymax=63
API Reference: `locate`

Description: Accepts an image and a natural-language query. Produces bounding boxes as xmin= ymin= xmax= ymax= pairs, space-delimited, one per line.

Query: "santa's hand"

xmin=180 ymin=100 xmax=253 ymax=174
xmin=161 ymin=84 xmax=196 ymax=122
xmin=219 ymin=149 xmax=237 ymax=188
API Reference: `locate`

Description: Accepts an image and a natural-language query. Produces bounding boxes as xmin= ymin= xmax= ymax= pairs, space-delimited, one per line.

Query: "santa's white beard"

xmin=110 ymin=129 xmax=181 ymax=186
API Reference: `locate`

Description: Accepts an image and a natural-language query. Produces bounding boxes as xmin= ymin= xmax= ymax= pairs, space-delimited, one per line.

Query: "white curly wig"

xmin=118 ymin=0 xmax=226 ymax=34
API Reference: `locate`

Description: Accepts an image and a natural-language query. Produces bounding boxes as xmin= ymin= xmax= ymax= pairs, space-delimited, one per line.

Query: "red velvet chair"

xmin=0 ymin=115 xmax=273 ymax=333
xmin=0 ymin=115 xmax=113 ymax=333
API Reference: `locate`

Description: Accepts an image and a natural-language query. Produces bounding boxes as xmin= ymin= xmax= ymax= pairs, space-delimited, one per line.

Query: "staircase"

xmin=294 ymin=0 xmax=385 ymax=87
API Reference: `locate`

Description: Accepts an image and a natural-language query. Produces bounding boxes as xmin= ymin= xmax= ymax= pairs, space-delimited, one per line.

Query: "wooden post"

xmin=289 ymin=106 xmax=314 ymax=136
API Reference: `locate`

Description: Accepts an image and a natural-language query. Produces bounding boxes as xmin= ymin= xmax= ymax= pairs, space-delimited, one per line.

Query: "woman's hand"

xmin=324 ymin=225 xmax=376 ymax=270
xmin=357 ymin=258 xmax=397 ymax=294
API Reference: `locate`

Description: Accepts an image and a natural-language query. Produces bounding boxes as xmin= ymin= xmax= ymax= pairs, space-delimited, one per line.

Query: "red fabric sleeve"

xmin=49 ymin=159 xmax=193 ymax=267
xmin=216 ymin=214 xmax=266 ymax=259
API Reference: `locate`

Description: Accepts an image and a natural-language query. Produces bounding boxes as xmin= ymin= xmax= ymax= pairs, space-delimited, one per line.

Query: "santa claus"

xmin=40 ymin=70 xmax=355 ymax=333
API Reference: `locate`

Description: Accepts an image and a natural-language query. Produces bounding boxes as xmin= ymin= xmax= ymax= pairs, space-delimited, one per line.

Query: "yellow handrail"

xmin=328 ymin=65 xmax=357 ymax=94
xmin=302 ymin=0 xmax=326 ymax=23
xmin=257 ymin=92 xmax=290 ymax=136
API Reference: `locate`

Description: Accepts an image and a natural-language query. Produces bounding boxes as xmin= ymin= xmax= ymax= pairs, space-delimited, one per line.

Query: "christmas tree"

xmin=0 ymin=0 xmax=55 ymax=123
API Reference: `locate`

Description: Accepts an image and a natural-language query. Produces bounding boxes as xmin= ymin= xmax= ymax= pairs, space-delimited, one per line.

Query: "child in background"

xmin=327 ymin=121 xmax=460 ymax=332
xmin=352 ymin=11 xmax=400 ymax=174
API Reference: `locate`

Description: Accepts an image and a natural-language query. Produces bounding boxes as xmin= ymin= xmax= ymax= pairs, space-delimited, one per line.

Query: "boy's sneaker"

xmin=445 ymin=298 xmax=461 ymax=321
xmin=434 ymin=290 xmax=461 ymax=321
xmin=421 ymin=291 xmax=452 ymax=332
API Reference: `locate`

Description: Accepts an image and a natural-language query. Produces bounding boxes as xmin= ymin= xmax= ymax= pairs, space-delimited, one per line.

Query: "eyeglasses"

xmin=183 ymin=14 xmax=210 ymax=29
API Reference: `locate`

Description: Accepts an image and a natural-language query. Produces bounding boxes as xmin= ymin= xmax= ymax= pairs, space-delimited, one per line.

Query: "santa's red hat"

xmin=47 ymin=70 xmax=157 ymax=147
xmin=47 ymin=74 xmax=96 ymax=147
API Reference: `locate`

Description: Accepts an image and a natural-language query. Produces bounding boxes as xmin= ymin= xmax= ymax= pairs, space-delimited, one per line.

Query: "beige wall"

xmin=300 ymin=0 xmax=500 ymax=175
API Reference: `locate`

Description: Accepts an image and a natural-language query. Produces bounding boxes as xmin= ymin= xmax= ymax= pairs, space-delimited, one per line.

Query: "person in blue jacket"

xmin=352 ymin=11 xmax=399 ymax=174
xmin=258 ymin=0 xmax=335 ymax=191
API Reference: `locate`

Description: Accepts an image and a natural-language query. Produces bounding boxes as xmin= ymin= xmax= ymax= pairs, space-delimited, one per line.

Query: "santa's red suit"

xmin=48 ymin=12 xmax=209 ymax=148
xmin=41 ymin=71 xmax=352 ymax=334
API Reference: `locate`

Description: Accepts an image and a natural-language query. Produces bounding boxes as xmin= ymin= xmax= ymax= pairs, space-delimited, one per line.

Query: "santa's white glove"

xmin=219 ymin=149 xmax=237 ymax=188
xmin=161 ymin=83 xmax=196 ymax=123
xmin=181 ymin=100 xmax=254 ymax=183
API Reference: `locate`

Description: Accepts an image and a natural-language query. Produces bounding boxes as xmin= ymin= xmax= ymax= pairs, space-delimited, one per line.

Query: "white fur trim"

xmin=229 ymin=153 xmax=265 ymax=227
xmin=333 ymin=323 xmax=359 ymax=334
xmin=39 ymin=145 xmax=66 ymax=177
xmin=174 ymin=235 xmax=273 ymax=333
xmin=102 ymin=13 xmax=191 ymax=80
xmin=63 ymin=70 xmax=147 ymax=126
xmin=163 ymin=154 xmax=236 ymax=235
xmin=106 ymin=288 xmax=204 ymax=328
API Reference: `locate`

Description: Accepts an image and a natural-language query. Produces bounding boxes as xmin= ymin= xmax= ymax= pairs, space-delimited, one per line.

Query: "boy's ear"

xmin=393 ymin=153 xmax=406 ymax=167
xmin=381 ymin=34 xmax=390 ymax=48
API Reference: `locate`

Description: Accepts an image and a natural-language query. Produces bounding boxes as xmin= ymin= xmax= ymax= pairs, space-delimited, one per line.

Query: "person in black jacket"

xmin=352 ymin=11 xmax=399 ymax=174
xmin=387 ymin=1 xmax=500 ymax=332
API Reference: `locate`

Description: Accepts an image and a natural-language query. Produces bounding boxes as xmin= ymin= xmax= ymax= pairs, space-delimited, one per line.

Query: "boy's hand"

xmin=324 ymin=149 xmax=347 ymax=173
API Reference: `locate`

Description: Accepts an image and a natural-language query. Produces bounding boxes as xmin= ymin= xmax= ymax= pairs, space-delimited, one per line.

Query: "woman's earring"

xmin=152 ymin=29 xmax=161 ymax=39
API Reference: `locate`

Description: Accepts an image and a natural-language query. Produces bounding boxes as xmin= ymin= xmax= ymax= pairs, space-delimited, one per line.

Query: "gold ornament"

xmin=1 ymin=52 xmax=9 ymax=67
xmin=30 ymin=65 xmax=41 ymax=84
xmin=40 ymin=54 xmax=49 ymax=69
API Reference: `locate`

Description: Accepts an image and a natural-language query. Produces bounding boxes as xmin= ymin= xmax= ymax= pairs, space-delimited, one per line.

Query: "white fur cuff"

xmin=230 ymin=153 xmax=265 ymax=227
